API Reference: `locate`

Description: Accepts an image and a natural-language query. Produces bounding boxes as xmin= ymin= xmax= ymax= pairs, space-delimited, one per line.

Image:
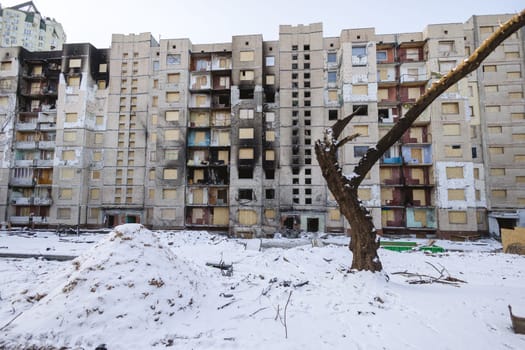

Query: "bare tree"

xmin=315 ymin=9 xmax=525 ymax=272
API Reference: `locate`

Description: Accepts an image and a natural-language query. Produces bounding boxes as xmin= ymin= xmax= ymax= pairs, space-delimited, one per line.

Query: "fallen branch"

xmin=392 ymin=262 xmax=467 ymax=286
xmin=206 ymin=262 xmax=233 ymax=270
xmin=0 ymin=311 xmax=23 ymax=331
xmin=274 ymin=291 xmax=293 ymax=339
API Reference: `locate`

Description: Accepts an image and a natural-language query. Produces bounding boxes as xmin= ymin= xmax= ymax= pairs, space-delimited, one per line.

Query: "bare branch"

xmin=331 ymin=107 xmax=363 ymax=139
xmin=337 ymin=133 xmax=361 ymax=149
xmin=351 ymin=9 xmax=525 ymax=185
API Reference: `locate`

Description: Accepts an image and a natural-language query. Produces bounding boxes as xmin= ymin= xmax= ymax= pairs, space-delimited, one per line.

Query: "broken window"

xmin=353 ymin=104 xmax=368 ymax=115
xmin=238 ymin=189 xmax=253 ymax=200
xmin=239 ymin=168 xmax=253 ymax=179
xmin=166 ymin=54 xmax=181 ymax=65
xmin=354 ymin=146 xmax=369 ymax=157
xmin=265 ymin=189 xmax=275 ymax=199
xmin=327 ymin=71 xmax=337 ymax=83
xmin=328 ymin=110 xmax=338 ymax=120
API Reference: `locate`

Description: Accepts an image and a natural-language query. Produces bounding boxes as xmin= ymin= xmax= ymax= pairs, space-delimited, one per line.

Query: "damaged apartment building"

xmin=0 ymin=13 xmax=523 ymax=238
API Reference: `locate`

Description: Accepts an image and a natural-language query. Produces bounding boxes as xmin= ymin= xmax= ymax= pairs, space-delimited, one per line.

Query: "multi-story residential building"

xmin=0 ymin=2 xmax=66 ymax=51
xmin=0 ymin=13 xmax=523 ymax=238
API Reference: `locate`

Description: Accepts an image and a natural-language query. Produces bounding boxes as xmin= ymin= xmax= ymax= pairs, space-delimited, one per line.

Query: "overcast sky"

xmin=3 ymin=0 xmax=523 ymax=47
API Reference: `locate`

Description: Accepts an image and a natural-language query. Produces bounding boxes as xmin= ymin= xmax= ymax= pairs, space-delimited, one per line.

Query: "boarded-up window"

xmin=61 ymin=168 xmax=74 ymax=179
xmin=89 ymin=208 xmax=100 ymax=219
xmin=515 ymin=155 xmax=525 ymax=162
xmin=412 ymin=189 xmax=426 ymax=205
xmin=378 ymin=88 xmax=389 ymax=100
xmin=167 ymin=73 xmax=180 ymax=83
xmin=490 ymin=168 xmax=505 ymax=176
xmin=166 ymin=92 xmax=180 ymax=102
xmin=240 ymin=51 xmax=255 ymax=61
xmin=413 ymin=209 xmax=428 ymax=226
xmin=518 ymin=198 xmax=525 ymax=205
xmin=442 ymin=102 xmax=459 ymax=114
xmin=65 ymin=113 xmax=78 ymax=123
xmin=408 ymin=87 xmax=420 ymax=99
xmin=509 ymin=91 xmax=523 ymax=99
xmin=163 ymin=169 xmax=178 ymax=179
xmin=69 ymin=59 xmax=81 ymax=68
xmin=240 ymin=109 xmax=254 ymax=119
xmin=474 ymin=168 xmax=480 ymax=179
xmin=93 ymin=152 xmax=102 ymax=161
xmin=329 ymin=209 xmax=341 ymax=221
xmin=358 ymin=188 xmax=371 ymax=200
xmin=506 ymin=52 xmax=520 ymax=59
xmin=59 ymin=188 xmax=73 ymax=199
xmin=405 ymin=48 xmax=419 ymax=60
xmin=96 ymin=115 xmax=104 ymax=125
xmin=0 ymin=61 xmax=12 ymax=70
xmin=240 ymin=70 xmax=254 ymax=80
xmin=239 ymin=128 xmax=254 ymax=139
xmin=239 ymin=148 xmax=254 ymax=159
xmin=489 ymin=147 xmax=504 ymax=155
xmin=491 ymin=189 xmax=507 ymax=198
xmin=213 ymin=207 xmax=229 ymax=225
xmin=443 ymin=124 xmax=461 ymax=136
xmin=238 ymin=209 xmax=257 ymax=225
xmin=512 ymin=113 xmax=525 ymax=120
xmin=439 ymin=61 xmax=455 ymax=73
xmin=90 ymin=188 xmax=100 ymax=200
xmin=266 ymin=75 xmax=275 ymax=85
xmin=94 ymin=133 xmax=103 ymax=144
xmin=485 ymin=105 xmax=500 ymax=113
xmin=266 ymin=130 xmax=275 ymax=141
xmin=152 ymin=96 xmax=158 ymax=107
xmin=446 ymin=167 xmax=463 ymax=179
xmin=92 ymin=170 xmax=101 ymax=180
xmin=483 ymin=65 xmax=497 ymax=72
xmin=449 ymin=211 xmax=467 ymax=224
xmin=354 ymin=125 xmax=369 ymax=136
xmin=485 ymin=85 xmax=498 ymax=93
xmin=63 ymin=131 xmax=76 ymax=142
xmin=488 ymin=126 xmax=502 ymax=134
xmin=196 ymin=95 xmax=207 ymax=106
xmin=516 ymin=176 xmax=525 ymax=183
xmin=512 ymin=133 xmax=525 ymax=142
xmin=163 ymin=189 xmax=177 ymax=200
xmin=97 ymin=80 xmax=106 ymax=89
xmin=62 ymin=150 xmax=75 ymax=160
xmin=57 ymin=208 xmax=71 ymax=219
xmin=328 ymin=90 xmax=338 ymax=101
xmin=161 ymin=208 xmax=176 ymax=220
xmin=480 ymin=26 xmax=494 ymax=34
xmin=265 ymin=150 xmax=275 ymax=161
xmin=98 ymin=63 xmax=107 ymax=73
xmin=448 ymin=189 xmax=465 ymax=200
xmin=265 ymin=209 xmax=276 ymax=219
xmin=68 ymin=76 xmax=80 ymax=87
xmin=507 ymin=71 xmax=522 ymax=79
xmin=165 ymin=129 xmax=180 ymax=141
xmin=353 ymin=85 xmax=368 ymax=95
xmin=444 ymin=145 xmax=462 ymax=157
xmin=165 ymin=150 xmax=179 ymax=160
xmin=0 ymin=96 xmax=8 ymax=106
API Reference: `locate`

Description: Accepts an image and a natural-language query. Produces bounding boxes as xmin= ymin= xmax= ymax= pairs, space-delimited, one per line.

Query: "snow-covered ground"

xmin=0 ymin=224 xmax=524 ymax=349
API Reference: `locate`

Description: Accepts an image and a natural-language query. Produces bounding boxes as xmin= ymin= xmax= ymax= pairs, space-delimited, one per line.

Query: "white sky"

xmin=2 ymin=0 xmax=524 ymax=47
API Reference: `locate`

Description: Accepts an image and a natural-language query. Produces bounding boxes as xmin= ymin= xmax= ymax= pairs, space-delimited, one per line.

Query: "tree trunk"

xmin=315 ymin=9 xmax=525 ymax=272
xmin=315 ymin=138 xmax=381 ymax=271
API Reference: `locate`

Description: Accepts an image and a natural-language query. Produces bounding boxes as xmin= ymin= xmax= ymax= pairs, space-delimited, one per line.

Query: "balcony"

xmin=14 ymin=159 xmax=36 ymax=167
xmin=9 ymin=216 xmax=49 ymax=225
xmin=38 ymin=141 xmax=55 ymax=149
xmin=38 ymin=111 xmax=56 ymax=123
xmin=35 ymin=159 xmax=53 ymax=167
xmin=9 ymin=177 xmax=34 ymax=186
xmin=39 ymin=123 xmax=56 ymax=131
xmin=16 ymin=122 xmax=37 ymax=131
xmin=11 ymin=197 xmax=32 ymax=205
xmin=400 ymin=73 xmax=428 ymax=85
xmin=15 ymin=141 xmax=37 ymax=149
xmin=352 ymin=56 xmax=367 ymax=66
xmin=33 ymin=197 xmax=52 ymax=205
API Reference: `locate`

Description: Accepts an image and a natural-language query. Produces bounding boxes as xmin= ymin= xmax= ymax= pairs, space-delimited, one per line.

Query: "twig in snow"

xmin=249 ymin=307 xmax=269 ymax=317
xmin=274 ymin=291 xmax=293 ymax=338
xmin=0 ymin=312 xmax=23 ymax=331
xmin=217 ymin=299 xmax=236 ymax=310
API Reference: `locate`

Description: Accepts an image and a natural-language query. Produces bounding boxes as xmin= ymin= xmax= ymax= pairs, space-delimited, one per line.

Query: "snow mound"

xmin=1 ymin=224 xmax=208 ymax=349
